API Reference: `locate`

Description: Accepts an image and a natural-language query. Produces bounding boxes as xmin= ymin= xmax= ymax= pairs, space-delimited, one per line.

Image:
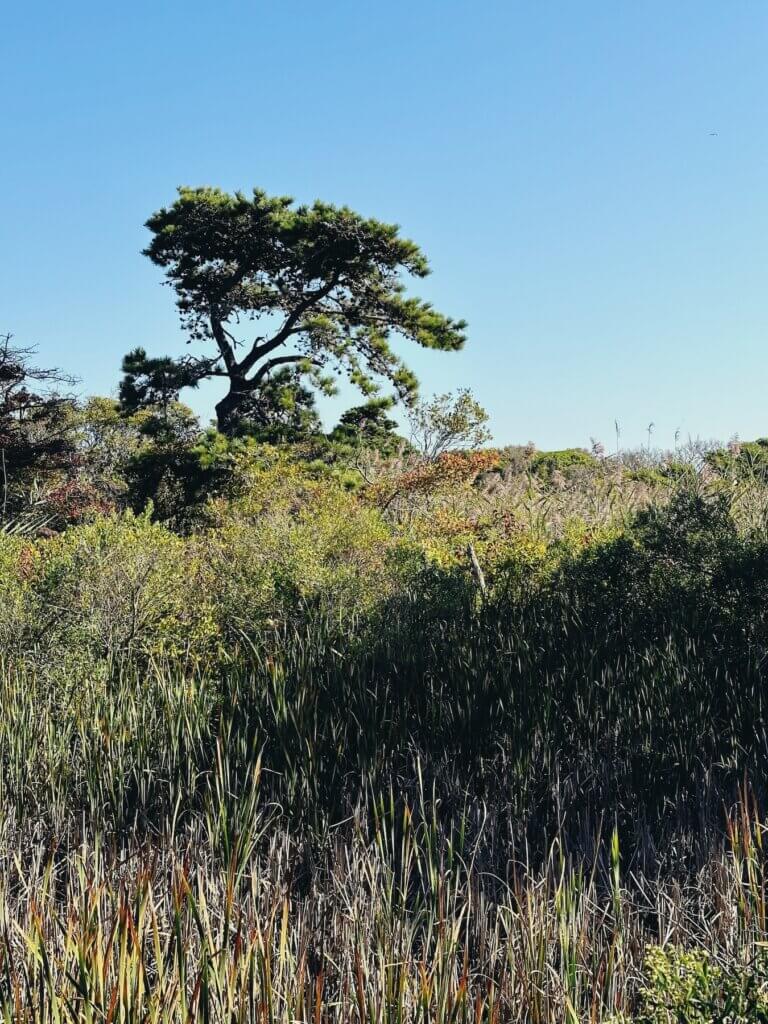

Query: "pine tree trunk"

xmin=215 ymin=386 xmax=247 ymax=435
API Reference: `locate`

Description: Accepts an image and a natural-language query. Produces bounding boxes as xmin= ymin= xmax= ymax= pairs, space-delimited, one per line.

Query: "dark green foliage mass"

xmin=0 ymin=335 xmax=77 ymax=520
xmin=226 ymin=366 xmax=323 ymax=442
xmin=119 ymin=347 xmax=203 ymax=417
xmin=328 ymin=397 xmax=406 ymax=456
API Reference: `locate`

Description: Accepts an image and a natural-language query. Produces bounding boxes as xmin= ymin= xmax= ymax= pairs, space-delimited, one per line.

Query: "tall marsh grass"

xmin=0 ymin=767 xmax=767 ymax=1022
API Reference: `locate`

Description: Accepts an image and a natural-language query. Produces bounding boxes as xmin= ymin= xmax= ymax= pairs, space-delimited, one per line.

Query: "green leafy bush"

xmin=207 ymin=447 xmax=421 ymax=637
xmin=706 ymin=438 xmax=768 ymax=480
xmin=531 ymin=447 xmax=597 ymax=479
xmin=624 ymin=460 xmax=691 ymax=486
xmin=554 ymin=487 xmax=768 ymax=653
xmin=613 ymin=946 xmax=768 ymax=1023
xmin=33 ymin=512 xmax=218 ymax=664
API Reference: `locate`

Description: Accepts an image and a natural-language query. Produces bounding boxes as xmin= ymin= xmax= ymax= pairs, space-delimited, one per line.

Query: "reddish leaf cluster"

xmin=45 ymin=480 xmax=115 ymax=525
xmin=366 ymin=450 xmax=499 ymax=509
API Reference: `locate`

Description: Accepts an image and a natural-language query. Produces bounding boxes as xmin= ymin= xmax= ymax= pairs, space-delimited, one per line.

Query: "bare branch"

xmin=239 ymin=275 xmax=341 ymax=376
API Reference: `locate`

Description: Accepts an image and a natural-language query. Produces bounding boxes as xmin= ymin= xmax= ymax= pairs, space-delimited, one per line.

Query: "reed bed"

xmin=0 ymin=785 xmax=765 ymax=1023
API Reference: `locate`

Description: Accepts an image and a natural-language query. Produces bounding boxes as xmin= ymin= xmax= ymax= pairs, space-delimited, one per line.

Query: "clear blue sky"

xmin=2 ymin=1 xmax=766 ymax=449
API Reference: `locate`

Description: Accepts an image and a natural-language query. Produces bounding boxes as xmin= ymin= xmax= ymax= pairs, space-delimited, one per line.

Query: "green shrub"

xmin=613 ymin=946 xmax=768 ymax=1023
xmin=706 ymin=438 xmax=768 ymax=480
xmin=531 ymin=447 xmax=597 ymax=479
xmin=207 ymin=448 xmax=421 ymax=636
xmin=34 ymin=512 xmax=218 ymax=664
xmin=624 ymin=460 xmax=691 ymax=486
xmin=554 ymin=487 xmax=768 ymax=653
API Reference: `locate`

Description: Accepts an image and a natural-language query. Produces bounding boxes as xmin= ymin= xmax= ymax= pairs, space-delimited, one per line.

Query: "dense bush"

xmin=555 ymin=487 xmax=768 ymax=658
xmin=707 ymin=437 xmax=768 ymax=480
xmin=34 ymin=512 xmax=219 ymax=665
xmin=206 ymin=448 xmax=423 ymax=639
xmin=613 ymin=947 xmax=768 ymax=1023
xmin=3 ymin=474 xmax=768 ymax=839
xmin=0 ymin=448 xmax=430 ymax=667
xmin=530 ymin=445 xmax=598 ymax=478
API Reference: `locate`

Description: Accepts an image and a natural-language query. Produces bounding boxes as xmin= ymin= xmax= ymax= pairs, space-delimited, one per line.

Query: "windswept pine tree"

xmin=138 ymin=187 xmax=467 ymax=433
